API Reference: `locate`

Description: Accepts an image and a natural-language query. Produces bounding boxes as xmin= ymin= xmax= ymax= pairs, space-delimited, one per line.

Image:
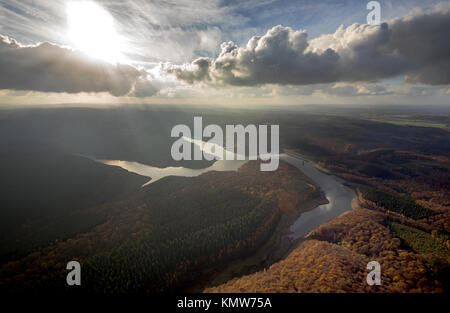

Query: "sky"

xmin=0 ymin=0 xmax=449 ymax=107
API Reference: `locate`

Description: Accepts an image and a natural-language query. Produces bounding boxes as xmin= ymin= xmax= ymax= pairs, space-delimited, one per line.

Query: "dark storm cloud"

xmin=385 ymin=2 xmax=450 ymax=85
xmin=167 ymin=3 xmax=450 ymax=87
xmin=0 ymin=35 xmax=158 ymax=96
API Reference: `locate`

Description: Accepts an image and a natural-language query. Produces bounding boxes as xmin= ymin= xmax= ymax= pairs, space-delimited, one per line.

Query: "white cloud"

xmin=0 ymin=34 xmax=158 ymax=97
xmin=168 ymin=3 xmax=450 ymax=89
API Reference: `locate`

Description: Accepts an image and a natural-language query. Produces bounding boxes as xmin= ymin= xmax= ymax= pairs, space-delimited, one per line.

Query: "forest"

xmin=205 ymin=108 xmax=450 ymax=293
xmin=0 ymin=145 xmax=147 ymax=263
xmin=360 ymin=189 xmax=435 ymax=220
xmin=0 ymin=160 xmax=318 ymax=293
xmin=389 ymin=222 xmax=450 ymax=259
xmin=207 ymin=208 xmax=449 ymax=293
xmin=0 ymin=107 xmax=448 ymax=293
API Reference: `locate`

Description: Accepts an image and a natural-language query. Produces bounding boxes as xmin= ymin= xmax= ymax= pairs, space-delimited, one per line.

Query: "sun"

xmin=66 ymin=1 xmax=125 ymax=64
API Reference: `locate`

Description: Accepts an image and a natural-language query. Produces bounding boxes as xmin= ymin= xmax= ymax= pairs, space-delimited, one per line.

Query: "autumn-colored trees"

xmin=0 ymin=160 xmax=315 ymax=293
xmin=206 ymin=208 xmax=447 ymax=293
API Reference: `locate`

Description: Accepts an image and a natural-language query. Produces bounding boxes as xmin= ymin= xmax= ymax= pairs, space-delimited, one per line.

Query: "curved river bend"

xmin=280 ymin=154 xmax=355 ymax=239
xmin=99 ymin=152 xmax=355 ymax=240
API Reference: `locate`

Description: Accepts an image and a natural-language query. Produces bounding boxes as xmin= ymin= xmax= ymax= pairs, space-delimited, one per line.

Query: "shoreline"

xmin=186 ymin=190 xmax=328 ymax=292
xmin=191 ymin=152 xmax=360 ymax=292
xmin=281 ymin=151 xmax=360 ymax=255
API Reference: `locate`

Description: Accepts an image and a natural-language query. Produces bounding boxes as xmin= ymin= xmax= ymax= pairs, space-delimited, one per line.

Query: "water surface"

xmin=101 ymin=158 xmax=247 ymax=186
xmin=281 ymin=153 xmax=355 ymax=239
xmin=98 ymin=146 xmax=354 ymax=239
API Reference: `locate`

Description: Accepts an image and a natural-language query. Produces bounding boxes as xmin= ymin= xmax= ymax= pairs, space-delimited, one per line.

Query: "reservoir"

xmin=99 ymin=151 xmax=355 ymax=239
xmin=281 ymin=153 xmax=355 ymax=239
xmin=100 ymin=158 xmax=247 ymax=186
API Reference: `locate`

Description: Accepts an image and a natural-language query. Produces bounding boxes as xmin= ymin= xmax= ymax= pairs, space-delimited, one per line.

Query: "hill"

xmin=0 ymin=160 xmax=324 ymax=293
xmin=206 ymin=208 xmax=448 ymax=293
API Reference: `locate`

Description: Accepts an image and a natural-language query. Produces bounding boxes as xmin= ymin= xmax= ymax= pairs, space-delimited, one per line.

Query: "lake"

xmin=100 ymin=158 xmax=247 ymax=186
xmin=281 ymin=153 xmax=355 ymax=239
xmin=99 ymin=149 xmax=355 ymax=239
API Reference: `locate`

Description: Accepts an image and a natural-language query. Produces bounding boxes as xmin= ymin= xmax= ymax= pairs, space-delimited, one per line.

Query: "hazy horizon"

xmin=1 ymin=0 xmax=450 ymax=107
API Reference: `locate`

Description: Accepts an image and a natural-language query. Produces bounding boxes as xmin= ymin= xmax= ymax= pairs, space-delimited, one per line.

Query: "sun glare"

xmin=66 ymin=1 xmax=125 ymax=63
